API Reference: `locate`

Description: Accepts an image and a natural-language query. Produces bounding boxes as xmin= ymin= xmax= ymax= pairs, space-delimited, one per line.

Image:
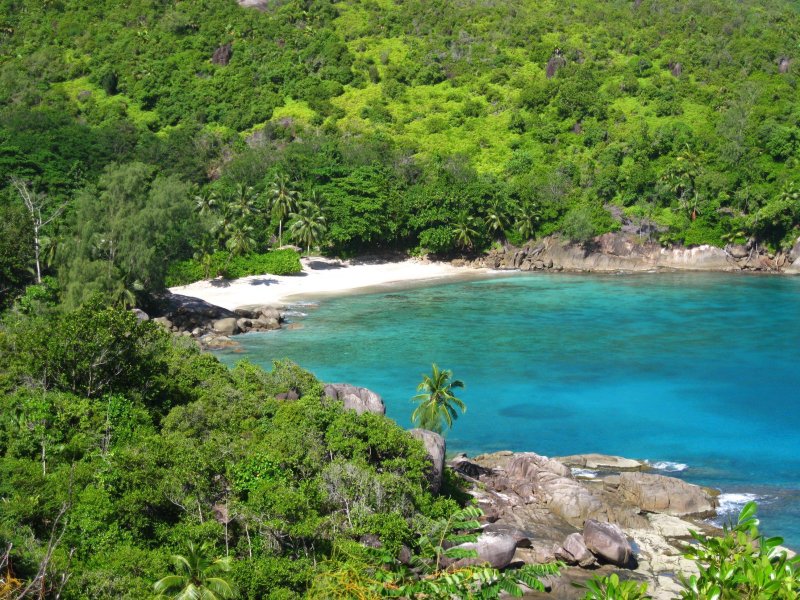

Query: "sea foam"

xmin=646 ymin=460 xmax=688 ymax=472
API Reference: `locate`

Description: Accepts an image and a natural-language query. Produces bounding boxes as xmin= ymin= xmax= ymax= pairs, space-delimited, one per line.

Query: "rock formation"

xmin=451 ymin=451 xmax=719 ymax=599
xmin=409 ymin=429 xmax=446 ymax=493
xmin=323 ymin=383 xmax=386 ymax=415
xmin=148 ymin=293 xmax=286 ymax=348
xmin=465 ymin=232 xmax=796 ymax=274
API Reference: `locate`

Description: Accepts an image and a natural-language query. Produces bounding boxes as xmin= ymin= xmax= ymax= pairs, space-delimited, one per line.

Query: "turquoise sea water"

xmin=216 ymin=272 xmax=800 ymax=546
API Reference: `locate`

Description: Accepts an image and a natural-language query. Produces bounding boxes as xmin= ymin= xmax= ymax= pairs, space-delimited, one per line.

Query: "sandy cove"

xmin=169 ymin=256 xmax=492 ymax=311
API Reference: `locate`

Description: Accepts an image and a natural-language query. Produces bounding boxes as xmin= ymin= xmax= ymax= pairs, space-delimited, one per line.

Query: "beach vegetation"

xmin=165 ymin=249 xmax=302 ymax=286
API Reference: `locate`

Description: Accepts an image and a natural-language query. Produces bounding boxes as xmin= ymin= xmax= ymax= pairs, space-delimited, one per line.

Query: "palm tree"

xmin=270 ymin=174 xmax=299 ymax=247
xmin=515 ymin=202 xmax=540 ymax=242
xmin=154 ymin=542 xmax=237 ymax=600
xmin=411 ymin=364 xmax=466 ymax=434
xmin=288 ymin=201 xmax=327 ymax=254
xmin=225 ymin=223 xmax=255 ymax=257
xmin=484 ymin=200 xmax=508 ymax=243
xmin=194 ymin=188 xmax=218 ymax=216
xmin=231 ymin=183 xmax=258 ymax=219
xmin=452 ymin=211 xmax=478 ymax=251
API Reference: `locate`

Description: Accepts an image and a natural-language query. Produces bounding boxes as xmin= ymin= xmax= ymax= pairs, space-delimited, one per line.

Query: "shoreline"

xmin=169 ymin=256 xmax=500 ymax=311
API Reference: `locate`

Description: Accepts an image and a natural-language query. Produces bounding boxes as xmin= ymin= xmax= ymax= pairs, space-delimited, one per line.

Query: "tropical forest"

xmin=1 ymin=0 xmax=800 ymax=598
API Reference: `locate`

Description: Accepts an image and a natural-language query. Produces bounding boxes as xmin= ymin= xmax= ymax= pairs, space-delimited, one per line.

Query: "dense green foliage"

xmin=166 ymin=249 xmax=302 ymax=287
xmin=3 ymin=0 xmax=800 ymax=306
xmin=0 ymin=301 xmax=470 ymax=599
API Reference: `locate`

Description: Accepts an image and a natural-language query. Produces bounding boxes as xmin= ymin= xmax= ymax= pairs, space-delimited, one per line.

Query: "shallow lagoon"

xmin=216 ymin=272 xmax=800 ymax=546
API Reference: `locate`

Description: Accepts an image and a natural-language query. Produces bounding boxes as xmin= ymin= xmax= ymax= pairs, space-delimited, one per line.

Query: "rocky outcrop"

xmin=554 ymin=532 xmax=597 ymax=567
xmin=409 ymin=429 xmax=446 ymax=493
xmin=465 ymin=233 xmax=794 ymax=274
xmin=323 ymin=383 xmax=386 ymax=415
xmin=147 ymin=293 xmax=285 ymax=348
xmin=212 ymin=43 xmax=232 ymax=66
xmin=237 ymin=0 xmax=270 ymax=9
xmin=455 ymin=451 xmax=719 ymax=599
xmin=583 ymin=519 xmax=634 ymax=567
xmin=452 ymin=532 xmax=518 ymax=569
xmin=614 ymin=472 xmax=718 ymax=517
xmin=557 ymin=454 xmax=645 ymax=471
xmin=787 ymin=238 xmax=800 ymax=274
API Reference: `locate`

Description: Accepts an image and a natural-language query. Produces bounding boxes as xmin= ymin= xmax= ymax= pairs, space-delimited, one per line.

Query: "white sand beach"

xmin=169 ymin=257 xmax=489 ymax=310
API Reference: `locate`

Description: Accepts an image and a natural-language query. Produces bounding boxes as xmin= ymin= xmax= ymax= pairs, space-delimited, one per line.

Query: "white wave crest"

xmin=716 ymin=493 xmax=763 ymax=516
xmin=571 ymin=468 xmax=598 ymax=479
xmin=646 ymin=460 xmax=688 ymax=472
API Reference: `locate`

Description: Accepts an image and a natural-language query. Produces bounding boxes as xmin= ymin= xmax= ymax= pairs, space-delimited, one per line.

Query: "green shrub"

xmin=165 ymin=250 xmax=302 ymax=286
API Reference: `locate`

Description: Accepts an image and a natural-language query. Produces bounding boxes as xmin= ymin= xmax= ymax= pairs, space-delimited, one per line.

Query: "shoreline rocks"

xmin=145 ymin=292 xmax=287 ymax=349
xmin=459 ymin=232 xmax=800 ymax=275
xmin=454 ymin=450 xmax=721 ymax=599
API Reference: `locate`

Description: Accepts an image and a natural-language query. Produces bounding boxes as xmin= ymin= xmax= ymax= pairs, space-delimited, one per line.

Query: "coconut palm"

xmin=270 ymin=174 xmax=299 ymax=247
xmin=194 ymin=188 xmax=218 ymax=216
xmin=484 ymin=200 xmax=508 ymax=243
xmin=452 ymin=211 xmax=478 ymax=251
xmin=231 ymin=183 xmax=258 ymax=218
xmin=288 ymin=201 xmax=327 ymax=254
xmin=154 ymin=542 xmax=237 ymax=600
xmin=515 ymin=202 xmax=540 ymax=242
xmin=225 ymin=223 xmax=255 ymax=257
xmin=411 ymin=364 xmax=466 ymax=434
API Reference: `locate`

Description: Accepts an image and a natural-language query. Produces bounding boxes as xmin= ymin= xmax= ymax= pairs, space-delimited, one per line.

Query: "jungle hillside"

xmin=2 ymin=0 xmax=800 ymax=305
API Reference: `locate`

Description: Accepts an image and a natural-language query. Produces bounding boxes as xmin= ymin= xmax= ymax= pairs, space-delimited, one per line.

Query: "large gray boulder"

xmin=583 ymin=520 xmax=633 ymax=567
xmin=324 ymin=384 xmax=386 ymax=415
xmin=555 ymin=532 xmax=597 ymax=568
xmin=409 ymin=429 xmax=446 ymax=493
xmin=617 ymin=472 xmax=717 ymax=517
xmin=452 ymin=533 xmax=518 ymax=569
xmin=212 ymin=317 xmax=239 ymax=336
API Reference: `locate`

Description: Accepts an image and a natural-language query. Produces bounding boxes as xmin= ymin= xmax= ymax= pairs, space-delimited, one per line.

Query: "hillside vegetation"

xmin=1 ymin=0 xmax=800 ymax=305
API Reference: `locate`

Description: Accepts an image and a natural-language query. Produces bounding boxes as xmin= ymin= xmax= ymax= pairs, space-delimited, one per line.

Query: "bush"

xmin=165 ymin=250 xmax=302 ymax=286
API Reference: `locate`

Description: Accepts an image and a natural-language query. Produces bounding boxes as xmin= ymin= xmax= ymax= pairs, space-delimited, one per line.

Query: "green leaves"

xmin=411 ymin=364 xmax=467 ymax=434
xmin=678 ymin=501 xmax=800 ymax=600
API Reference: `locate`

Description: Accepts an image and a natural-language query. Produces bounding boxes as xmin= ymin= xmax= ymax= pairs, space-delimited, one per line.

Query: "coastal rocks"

xmin=456 ymin=450 xmax=721 ymax=599
xmin=323 ymin=383 xmax=386 ymax=415
xmin=557 ymin=454 xmax=645 ymax=472
xmin=615 ymin=472 xmax=718 ymax=517
xmin=452 ymin=532 xmax=518 ymax=569
xmin=583 ymin=520 xmax=634 ymax=567
xmin=147 ymin=293 xmax=286 ymax=347
xmin=554 ymin=532 xmax=597 ymax=568
xmin=409 ymin=429 xmax=446 ymax=493
xmin=213 ymin=317 xmax=239 ymax=336
xmin=465 ymin=232 xmax=795 ymax=275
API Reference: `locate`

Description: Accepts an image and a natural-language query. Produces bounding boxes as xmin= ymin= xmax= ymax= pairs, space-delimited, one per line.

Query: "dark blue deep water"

xmin=216 ymin=272 xmax=800 ymax=546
